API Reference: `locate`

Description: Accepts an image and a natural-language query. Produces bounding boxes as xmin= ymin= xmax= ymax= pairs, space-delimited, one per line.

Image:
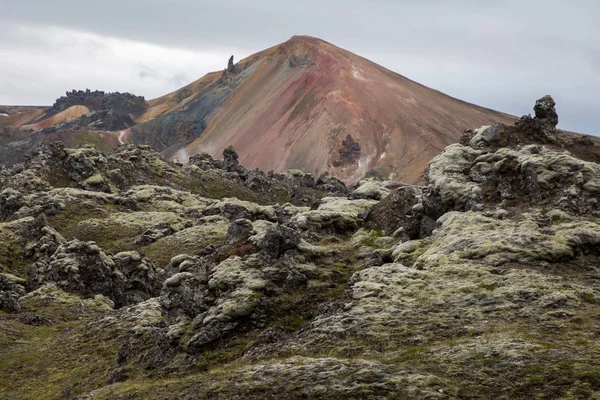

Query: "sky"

xmin=0 ymin=0 xmax=598 ymax=134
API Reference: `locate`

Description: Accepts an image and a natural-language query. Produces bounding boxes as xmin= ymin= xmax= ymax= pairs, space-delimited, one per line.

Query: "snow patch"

xmin=118 ymin=131 xmax=126 ymax=145
xmin=0 ymin=113 xmax=8 ymax=117
xmin=379 ymin=152 xmax=387 ymax=160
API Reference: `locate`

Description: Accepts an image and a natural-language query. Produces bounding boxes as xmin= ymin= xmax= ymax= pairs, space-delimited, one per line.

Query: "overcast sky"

xmin=1 ymin=0 xmax=598 ymax=134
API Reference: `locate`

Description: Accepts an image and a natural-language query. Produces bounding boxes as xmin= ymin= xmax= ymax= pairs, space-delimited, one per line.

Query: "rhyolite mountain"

xmin=1 ymin=35 xmax=518 ymax=183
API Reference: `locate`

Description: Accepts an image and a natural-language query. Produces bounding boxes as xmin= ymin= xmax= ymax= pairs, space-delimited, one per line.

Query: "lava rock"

xmin=534 ymin=95 xmax=559 ymax=129
xmin=0 ymin=188 xmax=25 ymax=221
xmin=223 ymin=146 xmax=240 ymax=172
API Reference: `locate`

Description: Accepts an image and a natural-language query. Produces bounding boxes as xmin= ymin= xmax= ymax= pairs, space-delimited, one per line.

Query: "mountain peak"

xmin=285 ymin=35 xmax=329 ymax=45
xmin=2 ymin=36 xmax=517 ymax=184
xmin=266 ymin=35 xmax=337 ymax=58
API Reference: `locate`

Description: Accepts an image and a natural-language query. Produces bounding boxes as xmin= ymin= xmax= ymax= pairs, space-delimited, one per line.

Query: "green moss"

xmin=0 ymin=227 xmax=25 ymax=276
xmin=142 ymin=222 xmax=228 ymax=268
xmin=190 ymin=334 xmax=257 ymax=373
xmin=0 ymin=305 xmax=121 ymax=400
xmin=580 ymin=292 xmax=596 ymax=303
xmin=54 ymin=208 xmax=186 ymax=254
xmin=65 ymin=131 xmax=113 ymax=152
xmin=44 ymin=164 xmax=77 ymax=189
xmin=480 ymin=283 xmax=499 ymax=291
xmin=391 ymin=345 xmax=425 ymax=362
xmin=49 ymin=202 xmax=115 ymax=235
xmin=358 ymin=229 xmax=384 ymax=247
xmin=83 ymin=173 xmax=104 ymax=186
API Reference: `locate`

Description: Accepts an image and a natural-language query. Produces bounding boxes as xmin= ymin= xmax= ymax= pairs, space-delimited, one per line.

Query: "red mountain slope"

xmin=2 ymin=36 xmax=517 ymax=183
xmin=174 ymin=36 xmax=515 ymax=183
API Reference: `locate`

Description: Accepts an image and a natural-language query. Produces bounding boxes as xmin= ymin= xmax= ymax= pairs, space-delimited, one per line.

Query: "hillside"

xmin=131 ymin=35 xmax=517 ymax=183
xmin=1 ymin=36 xmax=518 ymax=183
xmin=1 ymin=98 xmax=600 ymax=399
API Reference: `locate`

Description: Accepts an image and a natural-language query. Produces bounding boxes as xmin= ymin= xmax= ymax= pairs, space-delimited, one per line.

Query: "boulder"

xmin=30 ymin=238 xmax=157 ymax=308
xmin=315 ymin=172 xmax=347 ymax=194
xmin=534 ymin=95 xmax=559 ymax=129
xmin=350 ymin=179 xmax=393 ymax=200
xmin=223 ymin=146 xmax=239 ymax=172
xmin=0 ymin=273 xmax=27 ymax=313
xmin=364 ymin=185 xmax=424 ymax=239
xmin=0 ymin=188 xmax=25 ymax=221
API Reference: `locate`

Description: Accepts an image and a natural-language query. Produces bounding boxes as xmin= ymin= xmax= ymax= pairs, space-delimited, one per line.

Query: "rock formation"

xmin=227 ymin=55 xmax=235 ymax=74
xmin=1 ymin=96 xmax=600 ymax=399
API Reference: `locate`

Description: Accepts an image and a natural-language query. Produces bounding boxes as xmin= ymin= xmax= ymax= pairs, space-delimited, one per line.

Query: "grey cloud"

xmin=0 ymin=0 xmax=598 ymax=133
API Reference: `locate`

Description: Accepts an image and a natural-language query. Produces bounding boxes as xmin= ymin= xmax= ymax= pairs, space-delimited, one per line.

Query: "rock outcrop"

xmin=2 ymin=96 xmax=600 ymax=400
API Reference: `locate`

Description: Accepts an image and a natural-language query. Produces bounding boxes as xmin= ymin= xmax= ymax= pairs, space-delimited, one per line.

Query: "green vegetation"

xmin=0 ymin=227 xmax=25 ymax=276
xmin=0 ymin=293 xmax=121 ymax=399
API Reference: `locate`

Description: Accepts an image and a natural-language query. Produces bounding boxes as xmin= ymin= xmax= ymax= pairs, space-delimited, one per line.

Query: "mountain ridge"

xmin=157 ymin=35 xmax=516 ymax=183
xmin=1 ymin=35 xmax=517 ymax=184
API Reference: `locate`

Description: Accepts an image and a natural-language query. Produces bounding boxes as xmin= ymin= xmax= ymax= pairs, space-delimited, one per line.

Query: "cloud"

xmin=0 ymin=21 xmax=249 ymax=104
xmin=0 ymin=1 xmax=599 ymax=134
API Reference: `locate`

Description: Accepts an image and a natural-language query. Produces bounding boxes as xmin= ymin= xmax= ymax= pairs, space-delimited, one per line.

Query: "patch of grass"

xmin=388 ymin=345 xmax=426 ymax=363
xmin=49 ymin=202 xmax=115 ymax=235
xmin=0 ymin=227 xmax=26 ymax=276
xmin=480 ymin=283 xmax=500 ymax=291
xmin=191 ymin=334 xmax=257 ymax=373
xmin=0 ymin=308 xmax=123 ymax=399
xmin=359 ymin=229 xmax=385 ymax=247
xmin=44 ymin=163 xmax=77 ymax=189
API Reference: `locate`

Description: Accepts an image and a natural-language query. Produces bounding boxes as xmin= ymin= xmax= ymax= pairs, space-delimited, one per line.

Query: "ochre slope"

xmin=21 ymin=105 xmax=90 ymax=131
xmin=180 ymin=36 xmax=515 ymax=183
xmin=0 ymin=106 xmax=48 ymax=130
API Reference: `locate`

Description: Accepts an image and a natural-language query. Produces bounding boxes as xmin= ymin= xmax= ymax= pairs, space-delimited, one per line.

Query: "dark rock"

xmin=575 ymin=135 xmax=595 ymax=147
xmin=315 ymin=172 xmax=347 ymax=194
xmin=159 ymin=258 xmax=212 ymax=325
xmin=245 ymin=169 xmax=271 ymax=192
xmin=334 ymin=135 xmax=362 ymax=167
xmin=365 ymin=185 xmax=423 ymax=239
xmin=223 ymin=146 xmax=239 ymax=172
xmin=227 ymin=55 xmax=235 ymax=73
xmin=112 ymin=251 xmax=159 ymax=305
xmin=257 ymin=224 xmax=301 ymax=258
xmin=40 ymin=89 xmax=146 ymax=122
xmin=225 ymin=219 xmax=254 ymax=245
xmin=0 ymin=273 xmax=26 ymax=313
xmin=188 ymin=152 xmax=223 ymax=170
xmin=19 ymin=314 xmax=51 ymax=326
xmin=534 ymin=95 xmax=559 ymax=129
xmin=0 ymin=188 xmax=25 ymax=221
xmin=30 ymin=238 xmax=157 ymax=308
xmin=460 ymin=129 xmax=477 ymax=146
xmin=134 ymin=223 xmax=176 ymax=246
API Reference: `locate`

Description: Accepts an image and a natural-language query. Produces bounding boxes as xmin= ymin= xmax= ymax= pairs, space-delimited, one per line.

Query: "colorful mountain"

xmin=3 ymin=36 xmax=521 ymax=182
xmin=130 ymin=36 xmax=516 ymax=183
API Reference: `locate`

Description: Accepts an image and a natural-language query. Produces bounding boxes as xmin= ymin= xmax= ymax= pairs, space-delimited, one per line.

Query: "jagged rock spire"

xmin=534 ymin=95 xmax=558 ymax=129
xmin=223 ymin=145 xmax=239 ymax=172
xmin=227 ymin=55 xmax=235 ymax=73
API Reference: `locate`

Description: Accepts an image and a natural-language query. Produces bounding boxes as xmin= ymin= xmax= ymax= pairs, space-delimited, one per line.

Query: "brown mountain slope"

xmin=169 ymin=36 xmax=516 ymax=183
xmin=2 ymin=36 xmax=519 ymax=182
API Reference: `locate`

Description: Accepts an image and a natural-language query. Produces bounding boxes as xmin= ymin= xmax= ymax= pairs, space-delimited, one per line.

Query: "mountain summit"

xmin=133 ymin=35 xmax=515 ymax=183
xmin=2 ymin=36 xmax=517 ymax=182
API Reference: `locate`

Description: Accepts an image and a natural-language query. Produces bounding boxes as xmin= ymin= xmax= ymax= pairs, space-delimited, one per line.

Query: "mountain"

xmin=1 ymin=36 xmax=517 ymax=183
xmin=131 ymin=35 xmax=516 ymax=183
